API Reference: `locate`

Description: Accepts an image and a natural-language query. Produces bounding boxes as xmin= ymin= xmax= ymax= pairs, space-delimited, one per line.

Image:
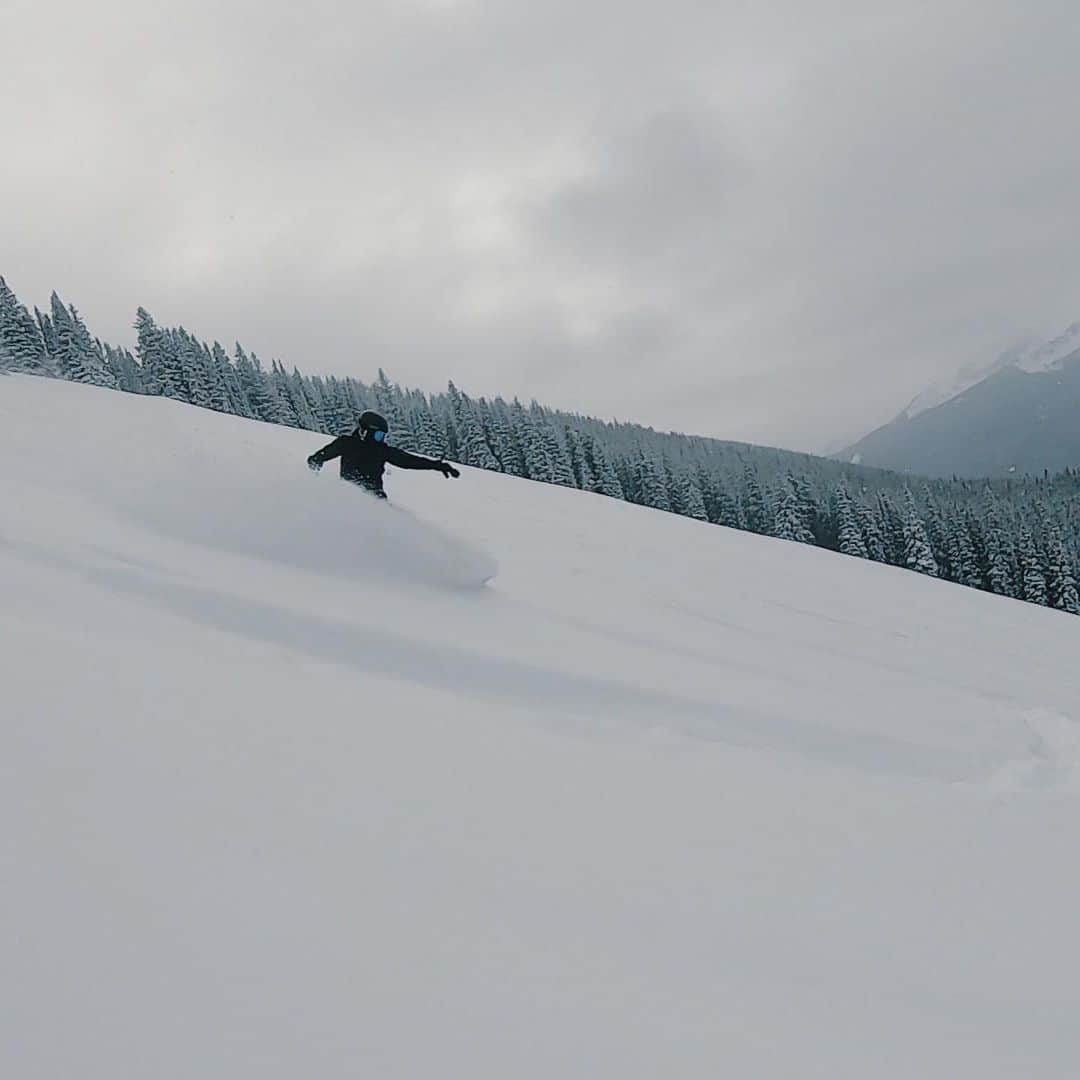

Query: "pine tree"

xmin=989 ymin=544 xmax=1015 ymax=597
xmin=774 ymin=484 xmax=815 ymax=543
xmin=214 ymin=342 xmax=250 ymax=416
xmin=834 ymin=483 xmax=868 ymax=558
xmin=921 ymin=486 xmax=950 ymax=578
xmin=565 ymin=427 xmax=596 ymax=490
xmin=235 ymin=347 xmax=277 ymax=420
xmin=587 ymin=436 xmax=624 ymax=498
xmin=636 ymin=454 xmax=671 ymax=511
xmin=307 ymin=375 xmax=332 ymax=430
xmin=1017 ymin=526 xmax=1048 ymax=606
xmin=35 ymin=308 xmax=57 ymax=366
xmin=0 ymin=277 xmax=49 ymax=372
xmin=176 ymin=329 xmax=212 ymax=407
xmin=877 ymin=494 xmax=906 ymax=566
xmin=50 ymin=295 xmax=96 ymax=384
xmin=265 ymin=360 xmax=298 ymax=426
xmin=134 ymin=307 xmax=166 ymax=394
xmin=976 ymin=499 xmax=1016 ymax=598
xmin=1045 ymin=527 xmax=1080 ymax=613
xmin=49 ymin=298 xmax=79 ymax=381
xmin=75 ymin=311 xmax=115 ymax=386
xmin=448 ymin=381 xmax=499 ymax=469
xmin=374 ymin=369 xmax=416 ymax=448
xmin=947 ymin=516 xmax=982 ymax=588
xmin=521 ymin=410 xmax=554 ymax=482
xmin=155 ymin=327 xmax=187 ymax=399
xmin=489 ymin=399 xmax=523 ymax=475
xmin=741 ymin=465 xmax=766 ymax=534
xmin=503 ymin=399 xmax=530 ymax=474
xmin=857 ymin=498 xmax=888 ymax=563
xmin=901 ymin=491 xmax=938 ymax=577
xmin=288 ymin=366 xmax=320 ymax=430
xmin=199 ymin=342 xmax=230 ymax=413
xmin=790 ymin=474 xmax=820 ymax=543
xmin=717 ymin=484 xmax=743 ymax=529
xmin=104 ymin=345 xmax=142 ymax=392
xmin=474 ymin=398 xmax=503 ymax=465
xmin=322 ymin=376 xmax=355 ymax=433
xmin=412 ymin=401 xmax=446 ymax=457
xmin=537 ymin=415 xmax=576 ymax=487
xmin=671 ymin=469 xmax=708 ymax=521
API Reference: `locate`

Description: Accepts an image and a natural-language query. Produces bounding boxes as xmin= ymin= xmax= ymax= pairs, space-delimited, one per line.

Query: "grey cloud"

xmin=2 ymin=0 xmax=1080 ymax=450
xmin=535 ymin=106 xmax=748 ymax=268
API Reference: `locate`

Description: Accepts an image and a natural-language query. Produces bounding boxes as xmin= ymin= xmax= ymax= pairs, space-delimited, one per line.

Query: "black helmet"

xmin=357 ymin=409 xmax=388 ymax=434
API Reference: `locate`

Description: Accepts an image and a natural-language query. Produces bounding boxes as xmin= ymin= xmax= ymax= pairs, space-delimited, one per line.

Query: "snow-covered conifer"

xmin=35 ymin=306 xmax=58 ymax=360
xmin=535 ymin=414 xmax=576 ymax=487
xmin=134 ymin=308 xmax=166 ymax=394
xmin=636 ymin=455 xmax=672 ymax=511
xmin=671 ymin=469 xmax=708 ymax=521
xmin=235 ymin=347 xmax=277 ymax=421
xmin=774 ymin=484 xmax=815 ymax=543
xmin=741 ymin=465 xmax=766 ymax=533
xmin=510 ymin=400 xmax=548 ymax=481
xmin=489 ymin=399 xmax=523 ymax=476
xmin=448 ymin=381 xmax=499 ymax=469
xmin=0 ymin=277 xmax=49 ymax=372
xmin=947 ymin=517 xmax=982 ymax=588
xmin=412 ymin=402 xmax=446 ymax=457
xmin=588 ymin=437 xmax=624 ymax=498
xmin=49 ymin=296 xmax=88 ymax=383
xmin=1045 ymin=528 xmax=1080 ymax=613
xmin=834 ymin=483 xmax=868 ymax=558
xmin=1017 ymin=526 xmax=1048 ymax=606
xmin=857 ymin=498 xmax=887 ymax=563
xmin=902 ymin=491 xmax=938 ymax=577
xmin=321 ymin=376 xmax=354 ymax=433
xmin=565 ymin=427 xmax=596 ymax=490
xmin=372 ymin=370 xmax=415 ymax=447
xmin=876 ymin=494 xmax=906 ymax=565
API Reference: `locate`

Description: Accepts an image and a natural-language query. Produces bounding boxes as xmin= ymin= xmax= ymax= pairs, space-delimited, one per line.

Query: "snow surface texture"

xmin=3 ymin=374 xmax=1080 ymax=1079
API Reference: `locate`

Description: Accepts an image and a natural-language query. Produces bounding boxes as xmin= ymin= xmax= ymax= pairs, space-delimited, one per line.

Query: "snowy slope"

xmin=3 ymin=375 xmax=1080 ymax=1079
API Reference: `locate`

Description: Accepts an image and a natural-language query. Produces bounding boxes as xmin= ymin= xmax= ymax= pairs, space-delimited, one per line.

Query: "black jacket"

xmin=308 ymin=432 xmax=448 ymax=494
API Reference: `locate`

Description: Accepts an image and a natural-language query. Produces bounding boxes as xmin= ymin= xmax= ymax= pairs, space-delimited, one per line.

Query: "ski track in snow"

xmin=4 ymin=375 xmax=1080 ymax=1079
xmin=984 ymin=709 xmax=1080 ymax=793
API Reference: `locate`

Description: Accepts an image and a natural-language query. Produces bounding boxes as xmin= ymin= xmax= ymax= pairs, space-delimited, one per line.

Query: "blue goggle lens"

xmin=372 ymin=429 xmax=387 ymax=442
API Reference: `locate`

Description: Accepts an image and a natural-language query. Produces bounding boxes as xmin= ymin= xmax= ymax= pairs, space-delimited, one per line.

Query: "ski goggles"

xmin=372 ymin=429 xmax=387 ymax=443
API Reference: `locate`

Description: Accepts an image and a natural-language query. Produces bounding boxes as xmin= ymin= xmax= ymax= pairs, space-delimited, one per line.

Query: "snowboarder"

xmin=307 ymin=410 xmax=460 ymax=498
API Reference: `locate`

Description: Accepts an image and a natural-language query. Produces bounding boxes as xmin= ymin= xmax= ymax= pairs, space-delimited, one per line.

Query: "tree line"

xmin=2 ymin=274 xmax=1078 ymax=616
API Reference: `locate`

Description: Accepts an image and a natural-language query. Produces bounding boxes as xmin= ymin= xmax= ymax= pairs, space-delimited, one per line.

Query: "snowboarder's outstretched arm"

xmin=307 ymin=437 xmax=347 ymax=471
xmin=385 ymin=445 xmax=461 ymax=478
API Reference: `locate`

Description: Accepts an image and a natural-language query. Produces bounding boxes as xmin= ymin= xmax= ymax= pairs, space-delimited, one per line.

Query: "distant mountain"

xmin=900 ymin=323 xmax=1080 ymax=421
xmin=841 ymin=325 xmax=1080 ymax=478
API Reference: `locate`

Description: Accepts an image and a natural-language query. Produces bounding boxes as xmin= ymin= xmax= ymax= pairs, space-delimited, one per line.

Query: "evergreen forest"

xmin=3 ymin=275 xmax=1079 ymax=616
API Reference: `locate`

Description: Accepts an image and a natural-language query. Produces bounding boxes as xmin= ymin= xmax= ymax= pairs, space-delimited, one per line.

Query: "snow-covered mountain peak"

xmin=1014 ymin=320 xmax=1080 ymax=372
xmin=902 ymin=320 xmax=1080 ymax=420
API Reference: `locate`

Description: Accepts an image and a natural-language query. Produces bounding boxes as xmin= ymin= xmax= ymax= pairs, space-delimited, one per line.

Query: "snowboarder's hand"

xmin=438 ymin=461 xmax=460 ymax=479
xmin=307 ymin=456 xmax=322 ymax=472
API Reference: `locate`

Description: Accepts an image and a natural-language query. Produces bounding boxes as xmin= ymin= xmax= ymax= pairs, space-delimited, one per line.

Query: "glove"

xmin=307 ymin=456 xmax=322 ymax=472
xmin=438 ymin=461 xmax=461 ymax=479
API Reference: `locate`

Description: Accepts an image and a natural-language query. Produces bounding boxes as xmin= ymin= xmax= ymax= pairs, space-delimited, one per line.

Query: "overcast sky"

xmin=3 ymin=0 xmax=1079 ymax=450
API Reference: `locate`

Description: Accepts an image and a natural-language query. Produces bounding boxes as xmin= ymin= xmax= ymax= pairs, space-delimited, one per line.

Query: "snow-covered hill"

xmin=4 ymin=375 xmax=1080 ymax=1079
